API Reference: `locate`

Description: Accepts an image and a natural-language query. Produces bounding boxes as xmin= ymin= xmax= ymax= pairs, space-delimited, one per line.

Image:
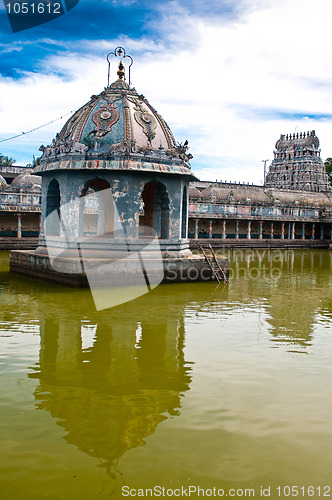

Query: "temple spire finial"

xmin=107 ymin=46 xmax=134 ymax=87
xmin=117 ymin=60 xmax=125 ymax=80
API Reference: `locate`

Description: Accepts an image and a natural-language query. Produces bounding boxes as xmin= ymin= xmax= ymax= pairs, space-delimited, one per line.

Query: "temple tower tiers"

xmin=265 ymin=130 xmax=331 ymax=192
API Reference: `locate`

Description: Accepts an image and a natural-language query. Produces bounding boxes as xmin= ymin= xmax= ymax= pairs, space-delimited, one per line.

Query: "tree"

xmin=0 ymin=154 xmax=16 ymax=166
xmin=324 ymin=158 xmax=332 ymax=185
xmin=26 ymin=156 xmax=42 ymax=169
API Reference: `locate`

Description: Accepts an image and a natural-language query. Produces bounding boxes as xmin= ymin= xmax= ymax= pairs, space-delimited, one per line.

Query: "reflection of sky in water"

xmin=1 ymin=249 xmax=332 ymax=498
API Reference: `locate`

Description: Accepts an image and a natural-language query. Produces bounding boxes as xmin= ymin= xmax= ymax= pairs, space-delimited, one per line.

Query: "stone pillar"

xmin=311 ymin=223 xmax=315 ymax=240
xmin=208 ymin=219 xmax=212 ymax=239
xmin=320 ymin=224 xmax=324 ymax=240
xmin=235 ymin=220 xmax=239 ymax=239
xmin=281 ymin=222 xmax=285 ymax=240
xmin=39 ymin=215 xmax=42 ymax=234
xmin=194 ymin=219 xmax=199 ymax=239
xmin=301 ymin=222 xmax=305 ymax=240
xmin=270 ymin=222 xmax=274 ymax=239
xmin=222 ymin=220 xmax=226 ymax=239
xmin=291 ymin=222 xmax=295 ymax=240
xmin=17 ymin=214 xmax=22 ymax=238
xmin=288 ymin=222 xmax=291 ymax=239
xmin=259 ymin=221 xmax=263 ymax=239
xmin=247 ymin=221 xmax=251 ymax=240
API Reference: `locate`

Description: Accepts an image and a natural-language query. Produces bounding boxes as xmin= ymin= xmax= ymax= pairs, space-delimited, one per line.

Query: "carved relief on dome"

xmin=59 ymin=101 xmax=94 ymax=143
xmin=92 ymin=97 xmax=120 ymax=139
xmin=133 ymin=102 xmax=157 ymax=144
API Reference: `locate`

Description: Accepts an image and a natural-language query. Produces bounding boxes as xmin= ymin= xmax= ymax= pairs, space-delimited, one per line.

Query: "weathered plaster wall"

xmin=40 ymin=170 xmax=189 ymax=243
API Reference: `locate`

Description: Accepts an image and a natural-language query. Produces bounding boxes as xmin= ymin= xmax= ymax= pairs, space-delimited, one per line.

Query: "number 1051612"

xmin=5 ymin=2 xmax=62 ymax=14
xmin=276 ymin=486 xmax=330 ymax=497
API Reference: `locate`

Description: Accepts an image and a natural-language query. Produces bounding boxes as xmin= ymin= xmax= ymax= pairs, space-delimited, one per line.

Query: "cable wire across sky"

xmin=0 ymin=111 xmax=75 ymax=144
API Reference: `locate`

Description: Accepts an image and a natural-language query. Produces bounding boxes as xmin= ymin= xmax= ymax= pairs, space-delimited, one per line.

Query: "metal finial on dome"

xmin=117 ymin=60 xmax=125 ymax=80
xmin=107 ymin=46 xmax=133 ymax=87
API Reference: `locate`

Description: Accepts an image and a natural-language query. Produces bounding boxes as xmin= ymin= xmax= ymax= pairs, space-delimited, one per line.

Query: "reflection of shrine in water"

xmin=28 ymin=290 xmax=193 ymax=471
xmin=3 ymin=248 xmax=332 ymax=474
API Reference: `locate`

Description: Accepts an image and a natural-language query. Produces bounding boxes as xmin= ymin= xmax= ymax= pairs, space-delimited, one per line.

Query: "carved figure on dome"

xmin=174 ymin=140 xmax=193 ymax=162
xmin=67 ymin=141 xmax=88 ymax=154
xmin=108 ymin=139 xmax=154 ymax=157
xmin=165 ymin=148 xmax=177 ymax=159
xmin=40 ymin=139 xmax=88 ymax=158
xmin=130 ymin=140 xmax=153 ymax=155
xmin=109 ymin=140 xmax=129 ymax=155
xmin=39 ymin=145 xmax=53 ymax=158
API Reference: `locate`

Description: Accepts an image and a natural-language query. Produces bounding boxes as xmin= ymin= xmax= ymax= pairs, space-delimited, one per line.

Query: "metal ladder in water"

xmin=198 ymin=243 xmax=228 ymax=284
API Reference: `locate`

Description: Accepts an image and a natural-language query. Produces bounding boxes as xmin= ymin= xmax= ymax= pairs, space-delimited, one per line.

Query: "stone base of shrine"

xmin=10 ymin=250 xmax=229 ymax=288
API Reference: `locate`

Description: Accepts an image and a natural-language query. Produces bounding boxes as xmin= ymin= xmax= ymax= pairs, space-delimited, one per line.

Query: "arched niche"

xmin=80 ymin=178 xmax=113 ymax=236
xmin=141 ymin=181 xmax=170 ymax=239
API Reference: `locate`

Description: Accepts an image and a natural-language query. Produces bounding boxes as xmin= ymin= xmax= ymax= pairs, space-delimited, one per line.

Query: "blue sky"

xmin=0 ymin=0 xmax=241 ymax=76
xmin=1 ymin=0 xmax=332 ymax=183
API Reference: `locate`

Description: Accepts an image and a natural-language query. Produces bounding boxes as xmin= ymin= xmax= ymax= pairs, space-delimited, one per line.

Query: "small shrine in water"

xmin=10 ymin=48 xmax=228 ymax=289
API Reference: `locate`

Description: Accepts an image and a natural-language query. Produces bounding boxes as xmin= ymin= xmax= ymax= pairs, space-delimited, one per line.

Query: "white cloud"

xmin=1 ymin=0 xmax=332 ymax=182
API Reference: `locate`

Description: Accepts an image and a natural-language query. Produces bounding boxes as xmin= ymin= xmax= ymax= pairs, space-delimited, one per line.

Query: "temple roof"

xmin=200 ymin=184 xmax=270 ymax=204
xmin=35 ymin=58 xmax=193 ymax=178
xmin=0 ymin=174 xmax=7 ymax=187
xmin=275 ymin=130 xmax=320 ymax=151
xmin=265 ymin=189 xmax=332 ymax=207
xmin=190 ymin=182 xmax=332 ymax=207
xmin=9 ymin=172 xmax=42 ymax=192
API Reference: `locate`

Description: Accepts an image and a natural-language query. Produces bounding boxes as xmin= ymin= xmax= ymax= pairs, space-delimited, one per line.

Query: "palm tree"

xmin=0 ymin=154 xmax=16 ymax=166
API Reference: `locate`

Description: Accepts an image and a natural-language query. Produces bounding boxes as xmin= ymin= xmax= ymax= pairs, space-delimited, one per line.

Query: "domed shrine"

xmin=11 ymin=48 xmax=228 ymax=288
xmin=0 ymin=174 xmax=7 ymax=188
xmin=265 ymin=131 xmax=331 ymax=192
xmin=9 ymin=172 xmax=41 ymax=192
xmin=34 ymin=48 xmax=194 ymax=257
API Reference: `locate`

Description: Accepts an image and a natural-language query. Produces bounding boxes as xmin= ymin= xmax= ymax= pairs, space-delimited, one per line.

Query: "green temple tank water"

xmin=1 ymin=249 xmax=332 ymax=499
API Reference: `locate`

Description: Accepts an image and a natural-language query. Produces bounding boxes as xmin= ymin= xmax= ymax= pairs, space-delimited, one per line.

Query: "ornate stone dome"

xmin=35 ymin=59 xmax=193 ymax=178
xmin=0 ymin=174 xmax=7 ymax=187
xmin=10 ymin=172 xmax=42 ymax=191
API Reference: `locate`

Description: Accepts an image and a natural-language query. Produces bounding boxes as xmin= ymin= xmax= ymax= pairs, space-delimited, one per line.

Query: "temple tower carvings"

xmin=265 ymin=131 xmax=331 ymax=192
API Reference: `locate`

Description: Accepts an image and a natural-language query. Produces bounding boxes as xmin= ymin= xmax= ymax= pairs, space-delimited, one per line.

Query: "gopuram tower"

xmin=265 ymin=130 xmax=331 ymax=192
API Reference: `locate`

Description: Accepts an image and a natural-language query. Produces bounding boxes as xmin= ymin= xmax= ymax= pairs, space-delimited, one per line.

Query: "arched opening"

xmin=46 ymin=179 xmax=61 ymax=236
xmin=140 ymin=181 xmax=170 ymax=239
xmin=80 ymin=178 xmax=113 ymax=236
xmin=181 ymin=186 xmax=188 ymax=239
